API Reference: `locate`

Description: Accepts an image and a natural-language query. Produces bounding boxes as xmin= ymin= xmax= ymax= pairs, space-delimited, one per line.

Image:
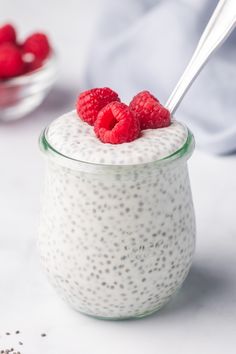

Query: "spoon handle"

xmin=166 ymin=0 xmax=236 ymax=115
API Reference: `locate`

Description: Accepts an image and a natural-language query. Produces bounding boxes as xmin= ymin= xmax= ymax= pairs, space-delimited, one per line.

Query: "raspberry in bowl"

xmin=0 ymin=23 xmax=57 ymax=121
xmin=38 ymin=88 xmax=195 ymax=319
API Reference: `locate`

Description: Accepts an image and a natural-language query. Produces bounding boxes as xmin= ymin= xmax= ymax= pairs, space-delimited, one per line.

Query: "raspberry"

xmin=23 ymin=33 xmax=51 ymax=61
xmin=0 ymin=24 xmax=16 ymax=45
xmin=76 ymin=87 xmax=120 ymax=126
xmin=24 ymin=57 xmax=43 ymax=73
xmin=0 ymin=43 xmax=24 ymax=79
xmin=129 ymin=90 xmax=170 ymax=130
xmin=94 ymin=102 xmax=140 ymax=144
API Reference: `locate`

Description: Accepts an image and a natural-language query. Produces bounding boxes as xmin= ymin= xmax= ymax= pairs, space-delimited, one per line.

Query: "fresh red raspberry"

xmin=76 ymin=87 xmax=120 ymax=126
xmin=24 ymin=57 xmax=43 ymax=73
xmin=23 ymin=33 xmax=51 ymax=61
xmin=129 ymin=90 xmax=171 ymax=130
xmin=0 ymin=24 xmax=16 ymax=45
xmin=0 ymin=43 xmax=24 ymax=79
xmin=94 ymin=101 xmax=140 ymax=144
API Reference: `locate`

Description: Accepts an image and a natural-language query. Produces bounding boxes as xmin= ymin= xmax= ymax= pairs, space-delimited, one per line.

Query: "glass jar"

xmin=38 ymin=126 xmax=195 ymax=319
xmin=0 ymin=54 xmax=57 ymax=122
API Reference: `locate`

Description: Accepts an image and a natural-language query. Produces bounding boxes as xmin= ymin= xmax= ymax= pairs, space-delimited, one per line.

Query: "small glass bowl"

xmin=0 ymin=54 xmax=57 ymax=122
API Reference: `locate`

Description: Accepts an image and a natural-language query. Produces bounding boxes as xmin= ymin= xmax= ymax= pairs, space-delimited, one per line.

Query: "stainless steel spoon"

xmin=166 ymin=0 xmax=236 ymax=115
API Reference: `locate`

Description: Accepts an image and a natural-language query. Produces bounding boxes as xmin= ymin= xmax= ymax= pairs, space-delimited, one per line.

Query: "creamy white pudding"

xmin=46 ymin=110 xmax=187 ymax=165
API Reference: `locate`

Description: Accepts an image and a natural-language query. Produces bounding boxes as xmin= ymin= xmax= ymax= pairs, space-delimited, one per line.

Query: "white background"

xmin=0 ymin=1 xmax=236 ymax=353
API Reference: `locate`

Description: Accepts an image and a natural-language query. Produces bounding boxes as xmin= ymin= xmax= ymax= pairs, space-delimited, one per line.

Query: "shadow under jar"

xmin=38 ymin=128 xmax=195 ymax=319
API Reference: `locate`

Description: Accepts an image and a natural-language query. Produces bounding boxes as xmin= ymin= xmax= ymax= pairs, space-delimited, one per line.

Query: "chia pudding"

xmin=38 ymin=110 xmax=195 ymax=319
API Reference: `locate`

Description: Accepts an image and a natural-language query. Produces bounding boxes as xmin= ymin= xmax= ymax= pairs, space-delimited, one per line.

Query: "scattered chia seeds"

xmin=0 ymin=330 xmax=48 ymax=354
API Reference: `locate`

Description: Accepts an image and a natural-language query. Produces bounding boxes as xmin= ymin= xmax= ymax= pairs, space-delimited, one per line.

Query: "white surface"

xmin=0 ymin=1 xmax=236 ymax=353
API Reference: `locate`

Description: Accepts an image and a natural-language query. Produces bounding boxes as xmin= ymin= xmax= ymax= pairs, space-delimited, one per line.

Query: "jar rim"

xmin=39 ymin=124 xmax=195 ymax=172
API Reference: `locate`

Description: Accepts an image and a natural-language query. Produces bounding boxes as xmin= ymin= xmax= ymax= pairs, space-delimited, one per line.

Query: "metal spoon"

xmin=166 ymin=0 xmax=236 ymax=115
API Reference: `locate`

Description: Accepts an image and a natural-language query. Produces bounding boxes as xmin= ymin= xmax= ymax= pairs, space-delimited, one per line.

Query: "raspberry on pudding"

xmin=130 ymin=90 xmax=171 ymax=130
xmin=76 ymin=87 xmax=120 ymax=126
xmin=94 ymin=101 xmax=140 ymax=144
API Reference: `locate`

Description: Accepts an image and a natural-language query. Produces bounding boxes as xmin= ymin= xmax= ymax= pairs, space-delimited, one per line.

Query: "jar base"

xmin=71 ymin=299 xmax=171 ymax=321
